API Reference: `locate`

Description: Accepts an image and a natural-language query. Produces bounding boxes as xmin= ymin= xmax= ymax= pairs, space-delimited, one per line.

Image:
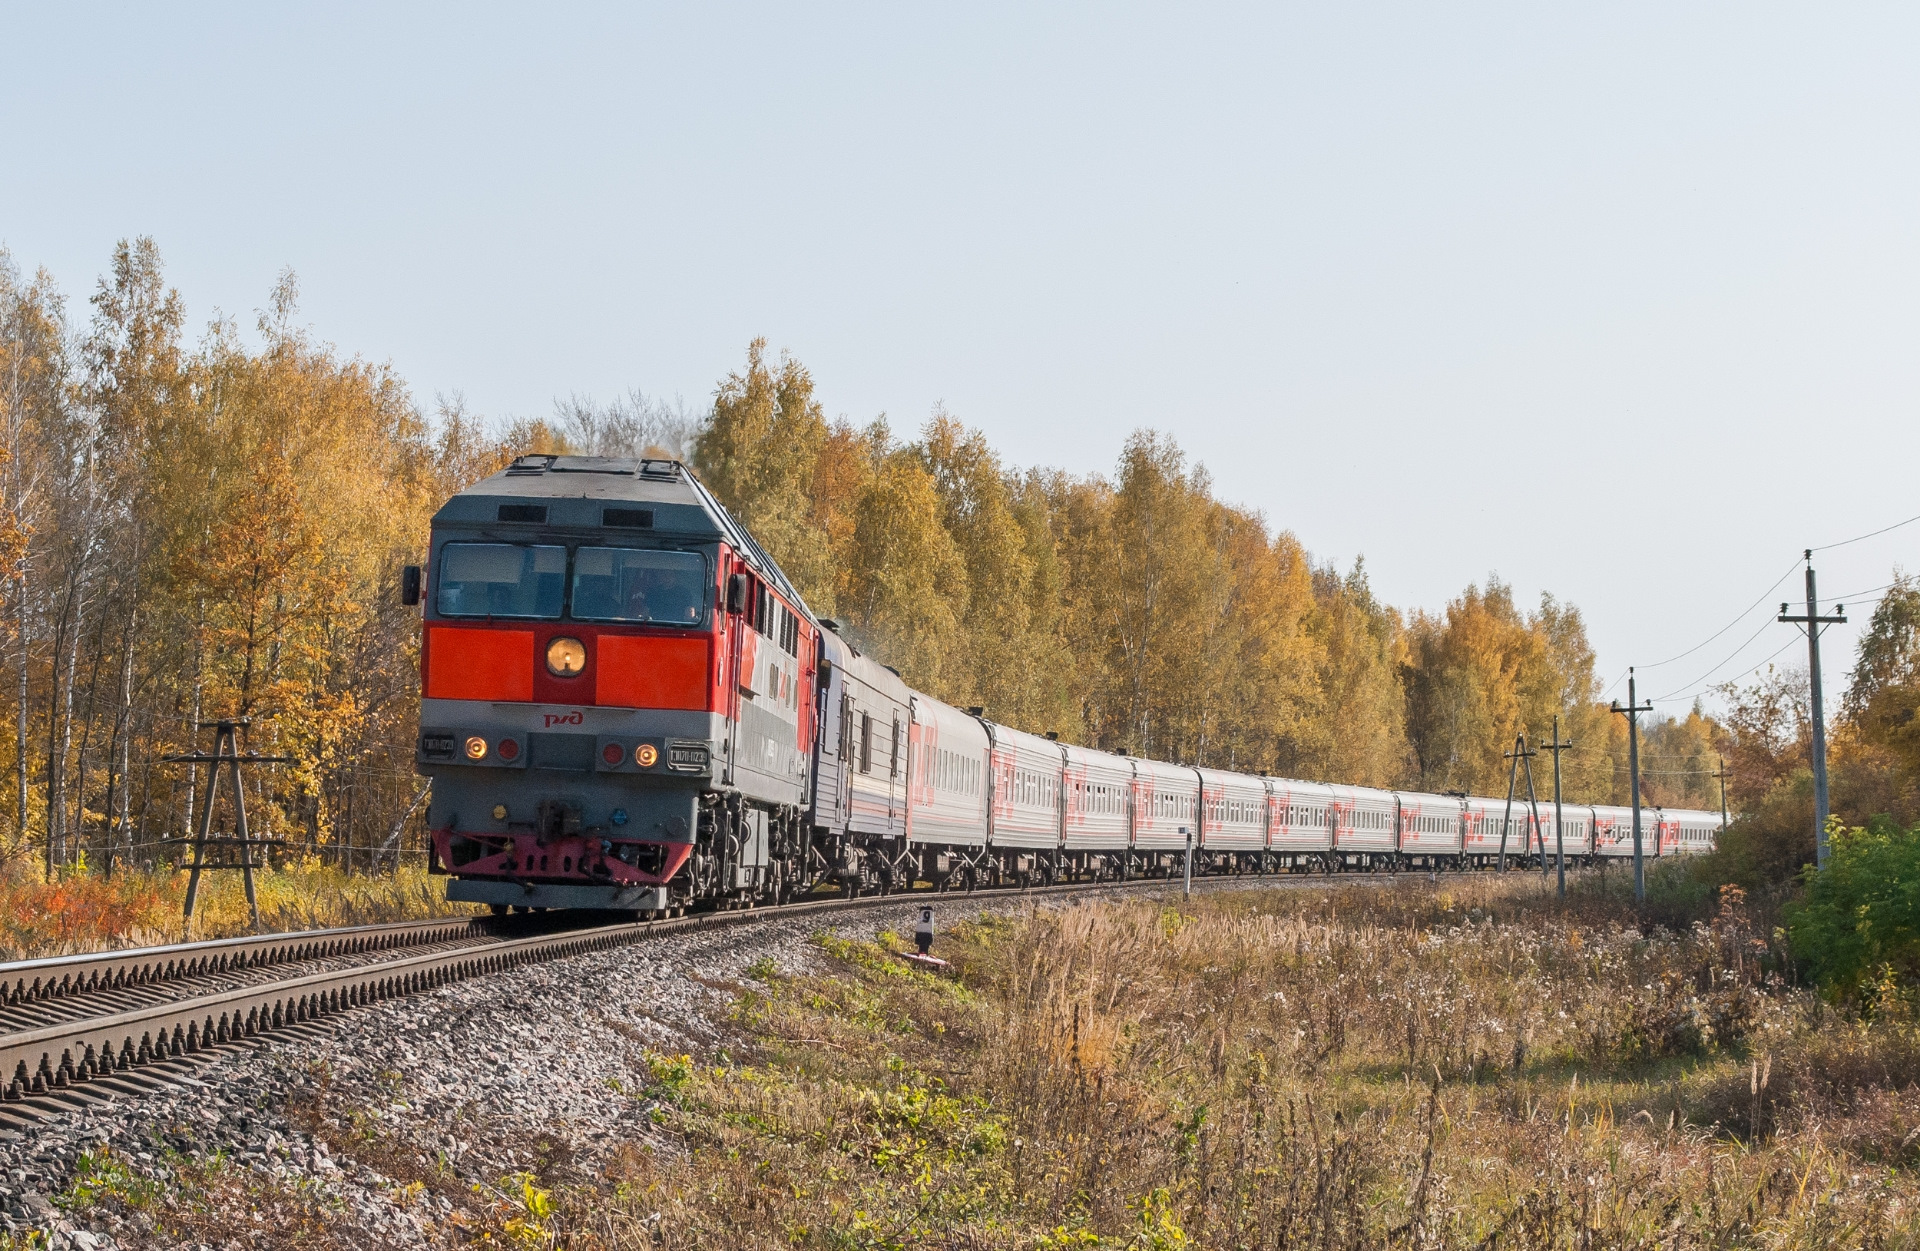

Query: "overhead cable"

xmin=1652 ymin=634 xmax=1801 ymax=705
xmin=1636 ymin=558 xmax=1802 ymax=672
xmin=1812 ymin=510 xmax=1920 ymax=553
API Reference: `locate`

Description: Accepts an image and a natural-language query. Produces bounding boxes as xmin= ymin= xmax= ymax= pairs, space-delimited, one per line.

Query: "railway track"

xmin=0 ymin=868 xmax=1419 ymax=1130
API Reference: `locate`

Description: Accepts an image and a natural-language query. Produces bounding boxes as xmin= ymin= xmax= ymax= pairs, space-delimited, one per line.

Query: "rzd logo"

xmin=542 ymin=710 xmax=585 ymax=728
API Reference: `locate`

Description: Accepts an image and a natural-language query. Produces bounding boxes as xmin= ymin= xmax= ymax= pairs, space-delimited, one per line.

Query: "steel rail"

xmin=0 ymin=917 xmax=489 ymax=1007
xmin=0 ymin=867 xmax=1428 ymax=1107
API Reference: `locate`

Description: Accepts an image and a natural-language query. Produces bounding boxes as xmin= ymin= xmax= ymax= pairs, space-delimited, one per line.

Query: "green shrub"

xmin=1785 ymin=821 xmax=1920 ymax=999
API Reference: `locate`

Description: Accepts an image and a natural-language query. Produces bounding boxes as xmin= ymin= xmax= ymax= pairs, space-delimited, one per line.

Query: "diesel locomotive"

xmin=409 ymin=455 xmax=1718 ymax=915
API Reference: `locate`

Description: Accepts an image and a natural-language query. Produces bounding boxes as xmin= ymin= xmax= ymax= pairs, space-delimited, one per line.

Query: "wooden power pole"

xmin=1779 ymin=551 xmax=1846 ymax=869
xmin=1611 ymin=670 xmax=1654 ymax=906
xmin=1540 ymin=716 xmax=1574 ymax=900
xmin=164 ymin=719 xmax=289 ymax=931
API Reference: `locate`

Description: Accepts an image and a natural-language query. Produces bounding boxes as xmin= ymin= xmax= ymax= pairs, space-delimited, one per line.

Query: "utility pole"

xmin=1540 ymin=716 xmax=1573 ymax=899
xmin=1779 ymin=551 xmax=1846 ymax=870
xmin=1712 ymin=755 xmax=1731 ymax=842
xmin=1520 ymin=744 xmax=1543 ymax=880
xmin=162 ymin=719 xmax=291 ymax=932
xmin=1498 ymin=735 xmax=1535 ymax=872
xmin=1611 ymin=670 xmax=1654 ymax=906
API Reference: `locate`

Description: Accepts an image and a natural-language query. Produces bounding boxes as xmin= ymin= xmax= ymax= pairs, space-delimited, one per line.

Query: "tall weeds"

xmin=594 ymin=879 xmax=1920 ymax=1248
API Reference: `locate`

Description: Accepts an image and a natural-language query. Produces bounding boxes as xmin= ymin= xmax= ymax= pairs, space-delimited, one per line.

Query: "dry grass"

xmin=49 ymin=876 xmax=1920 ymax=1248
xmin=0 ymin=859 xmax=475 ymax=959
xmin=585 ymin=878 xmax=1920 ymax=1249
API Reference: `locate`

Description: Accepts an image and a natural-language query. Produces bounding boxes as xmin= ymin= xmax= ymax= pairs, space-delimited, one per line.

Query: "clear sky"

xmin=5 ymin=4 xmax=1917 ymax=713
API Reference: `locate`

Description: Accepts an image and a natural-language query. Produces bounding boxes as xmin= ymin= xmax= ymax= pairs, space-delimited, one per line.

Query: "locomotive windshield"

xmin=571 ymin=547 xmax=708 ymax=626
xmin=437 ymin=543 xmax=566 ymax=618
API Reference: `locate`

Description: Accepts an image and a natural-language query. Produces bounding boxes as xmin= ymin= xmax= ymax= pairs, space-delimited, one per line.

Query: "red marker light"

xmin=602 ymin=742 xmax=624 ymax=765
xmin=497 ymin=738 xmax=520 ymax=762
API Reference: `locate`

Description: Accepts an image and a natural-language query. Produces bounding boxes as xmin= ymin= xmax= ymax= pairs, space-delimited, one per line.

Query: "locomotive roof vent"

xmin=505 ymin=454 xmax=555 ymax=476
xmin=550 ymin=456 xmax=636 ymax=474
xmin=638 ymin=459 xmax=681 ymax=479
xmin=602 ymin=508 xmax=655 ymax=529
xmin=497 ymin=504 xmax=548 ymax=523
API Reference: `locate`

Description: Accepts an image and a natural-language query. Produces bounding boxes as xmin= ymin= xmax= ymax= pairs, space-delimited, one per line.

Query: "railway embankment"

xmin=0 ymin=884 xmax=1136 ymax=1249
xmin=9 ymin=873 xmax=1920 ymax=1249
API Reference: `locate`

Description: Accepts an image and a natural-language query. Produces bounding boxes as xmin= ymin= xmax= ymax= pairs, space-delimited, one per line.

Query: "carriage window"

xmin=437 ymin=543 xmax=566 ymax=619
xmin=571 ymin=548 xmax=707 ymax=625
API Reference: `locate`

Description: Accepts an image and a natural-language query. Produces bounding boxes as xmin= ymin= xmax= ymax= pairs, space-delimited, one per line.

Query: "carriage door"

xmin=724 ymin=562 xmax=752 ymax=785
xmin=887 ymin=714 xmax=903 ymax=828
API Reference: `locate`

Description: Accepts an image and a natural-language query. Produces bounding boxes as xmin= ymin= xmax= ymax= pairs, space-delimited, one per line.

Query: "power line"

xmin=1636 ymin=557 xmax=1803 ymax=672
xmin=1812 ymin=510 xmax=1920 ymax=553
xmin=1650 ymin=616 xmax=1777 ymax=703
xmin=1648 ymin=584 xmax=1908 ymax=708
xmin=1651 ymin=634 xmax=1800 ymax=705
xmin=1644 ymin=576 xmax=1899 ymax=706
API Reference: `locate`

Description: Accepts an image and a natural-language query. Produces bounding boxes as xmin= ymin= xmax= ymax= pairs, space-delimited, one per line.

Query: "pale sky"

xmin=5 ymin=4 xmax=1917 ymax=714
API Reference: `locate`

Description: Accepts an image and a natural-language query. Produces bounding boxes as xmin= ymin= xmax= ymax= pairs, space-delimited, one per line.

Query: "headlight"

xmin=546 ymin=636 xmax=587 ymax=676
xmin=635 ymin=743 xmax=659 ymax=767
xmin=464 ymin=736 xmax=488 ymax=760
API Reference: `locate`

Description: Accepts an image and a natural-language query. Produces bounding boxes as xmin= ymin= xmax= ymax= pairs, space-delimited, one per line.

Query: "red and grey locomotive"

xmin=412 ymin=455 xmax=828 ymax=913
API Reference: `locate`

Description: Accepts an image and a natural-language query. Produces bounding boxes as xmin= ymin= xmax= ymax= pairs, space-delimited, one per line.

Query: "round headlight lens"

xmin=635 ymin=743 xmax=659 ymax=768
xmin=464 ymin=736 xmax=488 ymax=760
xmin=546 ymin=636 xmax=587 ymax=677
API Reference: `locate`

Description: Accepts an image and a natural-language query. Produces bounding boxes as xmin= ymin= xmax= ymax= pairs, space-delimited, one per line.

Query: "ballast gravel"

xmin=0 ymin=878 xmax=1303 ymax=1249
xmin=0 ymin=894 xmax=1074 ymax=1250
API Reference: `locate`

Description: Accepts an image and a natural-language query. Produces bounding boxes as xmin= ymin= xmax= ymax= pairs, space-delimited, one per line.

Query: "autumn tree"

xmin=692 ymin=339 xmax=832 ymax=609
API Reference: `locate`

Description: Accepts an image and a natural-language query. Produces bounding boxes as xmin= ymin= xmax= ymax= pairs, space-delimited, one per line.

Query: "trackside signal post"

xmin=1612 ymin=671 xmax=1653 ymax=905
xmin=1779 ymin=551 xmax=1846 ymax=870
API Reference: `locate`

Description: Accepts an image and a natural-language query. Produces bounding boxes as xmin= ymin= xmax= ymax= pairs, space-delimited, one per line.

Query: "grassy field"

xmin=42 ymin=873 xmax=1920 ymax=1248
xmin=576 ymin=876 xmax=1920 ymax=1248
xmin=0 ymin=860 xmax=475 ymax=959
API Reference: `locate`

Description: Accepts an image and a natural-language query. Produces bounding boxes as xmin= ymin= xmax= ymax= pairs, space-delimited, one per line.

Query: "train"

xmin=406 ymin=455 xmax=1720 ymax=914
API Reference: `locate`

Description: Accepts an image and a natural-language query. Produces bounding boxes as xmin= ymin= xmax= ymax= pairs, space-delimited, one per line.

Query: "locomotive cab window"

xmin=437 ymin=543 xmax=566 ymax=618
xmin=571 ymin=548 xmax=708 ymax=625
